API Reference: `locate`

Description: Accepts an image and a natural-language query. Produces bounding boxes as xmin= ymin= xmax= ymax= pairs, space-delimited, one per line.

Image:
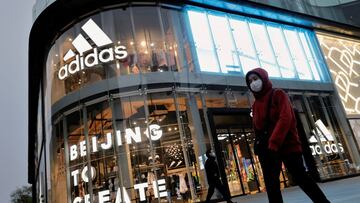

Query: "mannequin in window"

xmin=131 ymin=64 xmax=140 ymax=74
xmin=179 ymin=173 xmax=189 ymax=202
xmin=147 ymin=171 xmax=155 ymax=202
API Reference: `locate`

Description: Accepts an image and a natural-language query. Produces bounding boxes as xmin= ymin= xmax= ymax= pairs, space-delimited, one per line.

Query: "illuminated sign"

xmin=72 ymin=166 xmax=167 ymax=203
xmin=69 ymin=124 xmax=165 ymax=202
xmin=70 ymin=124 xmax=162 ymax=161
xmin=318 ymin=34 xmax=360 ymax=115
xmin=308 ymin=119 xmax=344 ymax=155
xmin=58 ymin=19 xmax=128 ymax=80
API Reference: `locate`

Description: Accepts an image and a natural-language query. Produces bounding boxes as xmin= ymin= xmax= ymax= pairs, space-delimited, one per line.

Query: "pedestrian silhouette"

xmin=204 ymin=149 xmax=235 ymax=203
xmin=246 ymin=67 xmax=330 ymax=203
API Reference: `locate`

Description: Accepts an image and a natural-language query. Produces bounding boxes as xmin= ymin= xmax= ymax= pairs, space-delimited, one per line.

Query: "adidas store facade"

xmin=29 ymin=0 xmax=360 ymax=202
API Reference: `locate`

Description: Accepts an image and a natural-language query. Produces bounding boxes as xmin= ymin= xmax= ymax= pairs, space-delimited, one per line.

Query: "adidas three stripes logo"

xmin=58 ymin=19 xmax=128 ymax=80
xmin=64 ymin=19 xmax=113 ymax=61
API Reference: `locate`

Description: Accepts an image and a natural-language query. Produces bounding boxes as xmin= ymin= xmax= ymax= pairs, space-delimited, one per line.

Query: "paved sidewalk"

xmin=227 ymin=176 xmax=360 ymax=203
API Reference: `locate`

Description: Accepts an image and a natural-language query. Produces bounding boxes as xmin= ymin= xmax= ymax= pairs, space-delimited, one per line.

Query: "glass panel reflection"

xmin=248 ymin=21 xmax=280 ymax=77
xmin=284 ymin=29 xmax=312 ymax=80
xmin=299 ymin=32 xmax=321 ymax=81
xmin=267 ymin=25 xmax=295 ymax=78
xmin=51 ymin=120 xmax=68 ymax=203
xmin=187 ymin=10 xmax=219 ymax=72
xmin=229 ymin=18 xmax=259 ymax=74
xmin=132 ymin=7 xmax=168 ymax=73
xmin=187 ymin=9 xmax=327 ymax=81
xmin=208 ymin=14 xmax=240 ymax=74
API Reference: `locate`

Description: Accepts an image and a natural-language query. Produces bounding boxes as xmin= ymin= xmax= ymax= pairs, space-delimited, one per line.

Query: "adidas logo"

xmin=58 ymin=19 xmax=128 ymax=80
xmin=308 ymin=119 xmax=335 ymax=143
xmin=308 ymin=119 xmax=344 ymax=155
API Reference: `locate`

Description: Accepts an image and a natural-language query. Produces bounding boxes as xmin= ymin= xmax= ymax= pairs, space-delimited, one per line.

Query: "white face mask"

xmin=250 ymin=79 xmax=263 ymax=92
xmin=210 ymin=152 xmax=216 ymax=157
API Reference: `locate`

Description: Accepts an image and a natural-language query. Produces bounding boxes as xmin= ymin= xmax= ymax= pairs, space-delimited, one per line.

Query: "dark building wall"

xmin=246 ymin=0 xmax=360 ymax=28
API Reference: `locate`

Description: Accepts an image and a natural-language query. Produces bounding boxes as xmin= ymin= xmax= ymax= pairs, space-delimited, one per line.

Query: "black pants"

xmin=259 ymin=151 xmax=330 ymax=203
xmin=205 ymin=179 xmax=232 ymax=203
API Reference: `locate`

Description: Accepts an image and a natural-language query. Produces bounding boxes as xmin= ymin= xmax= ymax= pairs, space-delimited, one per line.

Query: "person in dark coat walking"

xmin=204 ymin=149 xmax=235 ymax=203
xmin=246 ymin=67 xmax=330 ymax=203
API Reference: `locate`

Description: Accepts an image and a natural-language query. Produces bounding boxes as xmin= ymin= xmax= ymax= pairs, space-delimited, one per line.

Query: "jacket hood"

xmin=245 ymin=67 xmax=273 ymax=98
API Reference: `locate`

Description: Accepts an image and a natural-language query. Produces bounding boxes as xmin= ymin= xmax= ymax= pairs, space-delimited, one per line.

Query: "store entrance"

xmin=208 ymin=108 xmax=289 ymax=197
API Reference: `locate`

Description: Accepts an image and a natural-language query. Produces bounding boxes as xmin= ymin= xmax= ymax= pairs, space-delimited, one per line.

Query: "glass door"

xmin=210 ymin=109 xmax=289 ymax=197
xmin=215 ymin=127 xmax=245 ymax=196
xmin=227 ymin=127 xmax=263 ymax=194
xmin=211 ymin=110 xmax=263 ymax=196
xmin=215 ymin=125 xmax=264 ymax=196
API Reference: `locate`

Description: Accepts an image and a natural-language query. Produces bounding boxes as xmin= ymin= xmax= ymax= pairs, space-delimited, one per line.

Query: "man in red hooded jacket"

xmin=246 ymin=67 xmax=330 ymax=203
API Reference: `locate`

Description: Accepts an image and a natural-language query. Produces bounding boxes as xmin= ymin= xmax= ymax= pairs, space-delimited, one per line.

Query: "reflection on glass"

xmin=48 ymin=7 xmax=192 ymax=105
xmin=66 ymin=110 xmax=91 ymax=201
xmin=305 ymin=96 xmax=356 ymax=179
xmin=229 ymin=129 xmax=265 ymax=194
xmin=51 ymin=121 xmax=68 ymax=203
xmin=349 ymin=119 xmax=360 ymax=149
xmin=175 ymin=95 xmax=204 ymax=202
xmin=47 ymin=7 xmax=329 ymax=107
xmin=229 ymin=18 xmax=259 ymax=74
xmin=208 ymin=14 xmax=240 ymax=74
xmin=187 ymin=9 xmax=326 ymax=80
xmin=133 ymin=8 xmax=169 ymax=73
xmin=212 ymin=113 xmax=275 ymax=196
xmin=267 ymin=25 xmax=295 ymax=78
xmin=86 ymin=102 xmax=116 ymax=201
xmin=249 ymin=21 xmax=280 ymax=77
xmin=226 ymin=91 xmax=251 ymax=109
xmin=47 ymin=87 xmax=360 ymax=202
xmin=112 ymin=8 xmax=136 ymax=76
xmin=284 ymin=29 xmax=312 ymax=80
xmin=161 ymin=9 xmax=186 ymax=71
xmin=216 ymin=130 xmax=244 ymax=196
xmin=299 ymin=32 xmax=321 ymax=81
xmin=188 ymin=10 xmax=219 ymax=72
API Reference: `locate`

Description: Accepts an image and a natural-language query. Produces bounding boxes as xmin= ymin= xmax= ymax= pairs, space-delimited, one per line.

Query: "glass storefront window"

xmin=36 ymin=88 xmax=43 ymax=170
xmin=299 ymin=32 xmax=321 ymax=81
xmin=248 ymin=20 xmax=280 ymax=77
xmin=204 ymin=90 xmax=227 ymax=108
xmin=229 ymin=18 xmax=259 ymax=74
xmin=283 ymin=29 xmax=313 ymax=80
xmin=132 ymin=8 xmax=167 ymax=73
xmin=226 ymin=91 xmax=251 ymax=109
xmin=109 ymin=8 xmax=136 ymax=77
xmin=37 ymin=153 xmax=47 ymax=203
xmin=301 ymin=95 xmax=357 ymax=179
xmin=46 ymin=6 xmax=331 ymax=107
xmin=115 ymin=95 xmax=149 ymax=202
xmin=65 ymin=110 xmax=92 ymax=202
xmin=266 ymin=24 xmax=295 ymax=78
xmin=47 ymin=87 xmax=360 ymax=202
xmin=85 ymin=101 xmax=116 ymax=201
xmin=161 ymin=8 xmax=190 ymax=72
xmin=41 ymin=5 xmax=360 ymax=203
xmin=349 ymin=119 xmax=360 ymax=149
xmin=208 ymin=14 xmax=241 ymax=74
xmin=187 ymin=9 xmax=327 ymax=81
xmin=50 ymin=120 xmax=68 ymax=203
xmin=322 ymin=96 xmax=360 ymax=175
xmin=187 ymin=10 xmax=219 ymax=72
xmin=47 ymin=7 xmax=192 ymax=104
